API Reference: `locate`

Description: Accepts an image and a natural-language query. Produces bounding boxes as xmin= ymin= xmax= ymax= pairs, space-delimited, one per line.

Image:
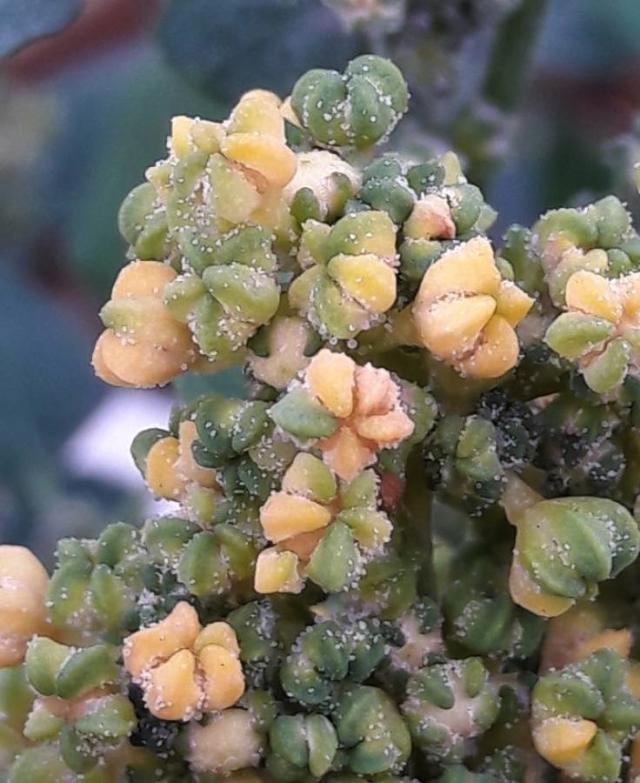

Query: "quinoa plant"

xmin=5 ymin=53 xmax=640 ymax=783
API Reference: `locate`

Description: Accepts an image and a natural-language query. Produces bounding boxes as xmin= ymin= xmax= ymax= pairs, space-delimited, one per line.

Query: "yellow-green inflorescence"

xmin=7 ymin=54 xmax=640 ymax=783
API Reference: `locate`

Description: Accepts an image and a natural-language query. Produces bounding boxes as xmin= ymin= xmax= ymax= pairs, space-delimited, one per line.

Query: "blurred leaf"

xmin=0 ymin=0 xmax=82 ymax=57
xmin=0 ymin=259 xmax=102 ymax=457
xmin=173 ymin=367 xmax=245 ymax=404
xmin=39 ymin=46 xmax=221 ymax=297
xmin=157 ymin=0 xmax=360 ymax=104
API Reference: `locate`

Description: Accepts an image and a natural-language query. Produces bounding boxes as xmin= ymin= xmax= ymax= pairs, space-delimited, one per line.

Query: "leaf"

xmin=0 ymin=0 xmax=82 ymax=57
xmin=157 ymin=0 xmax=360 ymax=104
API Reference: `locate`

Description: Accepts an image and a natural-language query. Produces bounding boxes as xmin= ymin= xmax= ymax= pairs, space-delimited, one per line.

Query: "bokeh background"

xmin=3 ymin=0 xmax=640 ymax=562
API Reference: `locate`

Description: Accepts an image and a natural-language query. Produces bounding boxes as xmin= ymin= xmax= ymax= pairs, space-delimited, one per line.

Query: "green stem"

xmin=482 ymin=0 xmax=548 ymax=113
xmin=401 ymin=448 xmax=434 ymax=597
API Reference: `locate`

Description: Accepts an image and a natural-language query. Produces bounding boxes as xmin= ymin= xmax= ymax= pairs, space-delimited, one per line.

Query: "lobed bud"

xmin=290 ymin=55 xmax=408 ymax=150
xmin=532 ymin=649 xmax=640 ymax=782
xmin=270 ymin=350 xmax=415 ymax=481
xmin=412 ymin=237 xmax=533 ymax=379
xmin=123 ymin=602 xmax=245 ymax=720
xmin=402 ymin=658 xmax=500 ymax=762
xmin=0 ymin=547 xmax=48 ymax=667
xmin=93 ymin=260 xmax=200 ymax=387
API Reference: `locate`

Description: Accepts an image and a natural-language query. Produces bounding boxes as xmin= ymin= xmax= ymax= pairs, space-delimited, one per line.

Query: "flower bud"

xmin=402 ymin=658 xmax=500 ymax=762
xmin=290 ymin=55 xmax=408 ymax=150
xmin=0 ymin=547 xmax=48 ymax=667
xmin=533 ymin=649 xmax=640 ymax=782
xmin=123 ymin=602 xmax=245 ymax=720
xmin=412 ymin=237 xmax=533 ymax=379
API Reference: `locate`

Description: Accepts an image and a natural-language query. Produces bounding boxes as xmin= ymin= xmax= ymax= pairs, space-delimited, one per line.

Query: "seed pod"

xmin=402 ymin=658 xmax=500 ymax=762
xmin=290 ymin=55 xmax=408 ymax=150
xmin=532 ymin=649 xmax=640 ymax=782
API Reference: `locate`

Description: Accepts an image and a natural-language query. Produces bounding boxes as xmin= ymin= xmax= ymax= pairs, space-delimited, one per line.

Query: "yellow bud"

xmin=145 ymin=649 xmax=202 ymax=721
xmin=328 ymin=253 xmax=397 ymax=314
xmin=0 ymin=546 xmax=48 ymax=667
xmin=145 ymin=437 xmax=183 ymax=500
xmin=254 ymin=549 xmax=303 ymax=594
xmin=191 ymin=119 xmax=224 ymax=154
xmin=353 ymin=409 xmax=414 ymax=446
xmin=533 ymin=718 xmax=597 ymax=767
xmin=260 ymin=493 xmax=332 ymax=543
xmin=306 ymin=349 xmax=355 ymax=418
xmin=415 ymin=237 xmax=500 ymax=308
xmin=222 ymin=133 xmax=297 ymax=188
xmin=112 ymin=261 xmax=177 ymax=300
xmin=199 ymin=644 xmax=246 ymax=711
xmin=495 ymin=280 xmax=534 ymax=326
xmin=171 ymin=116 xmax=196 ymax=158
xmin=414 ymin=295 xmax=496 ymax=361
xmin=509 ymin=555 xmax=573 ymax=618
xmin=228 ymin=91 xmax=285 ymax=138
xmin=565 ymin=271 xmax=620 ymax=323
xmin=457 ymin=315 xmax=519 ymax=379
xmin=124 ymin=601 xmax=200 ymax=679
xmin=195 ymin=622 xmax=240 ymax=656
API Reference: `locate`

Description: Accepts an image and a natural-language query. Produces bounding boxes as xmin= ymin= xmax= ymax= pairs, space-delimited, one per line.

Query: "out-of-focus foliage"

xmin=0 ymin=0 xmax=81 ymax=57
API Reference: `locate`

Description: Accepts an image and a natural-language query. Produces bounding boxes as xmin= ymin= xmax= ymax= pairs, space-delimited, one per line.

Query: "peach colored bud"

xmin=0 ymin=546 xmax=48 ymax=667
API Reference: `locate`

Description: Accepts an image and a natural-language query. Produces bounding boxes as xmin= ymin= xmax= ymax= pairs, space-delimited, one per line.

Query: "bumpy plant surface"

xmin=6 ymin=55 xmax=640 ymax=783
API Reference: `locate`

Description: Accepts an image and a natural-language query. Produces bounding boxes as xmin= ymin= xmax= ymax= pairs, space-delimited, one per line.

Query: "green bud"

xmin=403 ymin=658 xmax=500 ymax=762
xmin=545 ymin=312 xmax=615 ymax=360
xmin=269 ymin=387 xmax=338 ymax=441
xmin=516 ymin=497 xmax=639 ymax=604
xmin=281 ymin=621 xmax=385 ymax=708
xmin=361 ymin=155 xmax=415 ymax=224
xmin=446 ymin=184 xmax=483 ymax=235
xmin=306 ymin=521 xmax=360 ymax=593
xmin=9 ymin=746 xmax=70 ymax=783
xmin=118 ymin=182 xmax=168 ymax=260
xmin=291 ymin=56 xmax=408 ymax=150
xmin=581 ymin=337 xmax=630 ymax=394
xmin=336 ymin=685 xmax=411 ymax=774
xmin=587 ymin=195 xmax=632 ymax=249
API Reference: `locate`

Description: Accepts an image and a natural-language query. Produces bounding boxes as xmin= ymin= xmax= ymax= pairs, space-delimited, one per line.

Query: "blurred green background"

xmin=3 ymin=0 xmax=640 ymax=562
